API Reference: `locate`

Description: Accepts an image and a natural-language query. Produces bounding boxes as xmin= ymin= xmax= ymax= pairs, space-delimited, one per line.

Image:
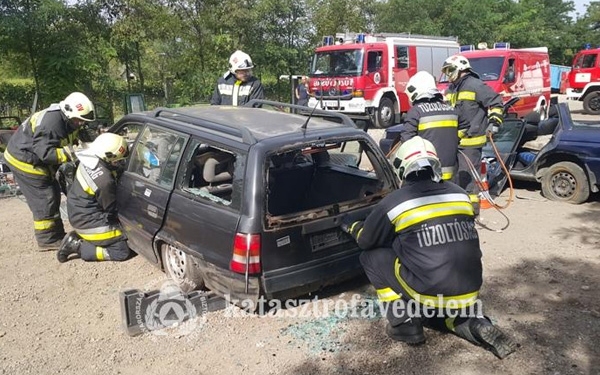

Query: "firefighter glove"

xmin=486 ymin=115 xmax=502 ymax=135
xmin=486 ymin=123 xmax=499 ymax=136
xmin=341 ymin=217 xmax=364 ymax=240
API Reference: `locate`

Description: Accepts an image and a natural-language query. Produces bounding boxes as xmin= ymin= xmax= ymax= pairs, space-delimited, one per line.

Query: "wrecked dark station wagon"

xmin=110 ymin=101 xmax=399 ymax=305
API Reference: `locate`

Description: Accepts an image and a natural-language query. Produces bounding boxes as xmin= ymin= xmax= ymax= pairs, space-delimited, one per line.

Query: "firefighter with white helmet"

xmin=57 ymin=132 xmax=130 ymax=263
xmin=341 ymin=136 xmax=517 ymax=359
xmin=4 ymin=92 xmax=95 ymax=251
xmin=397 ymin=70 xmax=467 ymax=181
xmin=441 ymin=55 xmax=504 ymax=215
xmin=210 ymin=50 xmax=265 ymax=106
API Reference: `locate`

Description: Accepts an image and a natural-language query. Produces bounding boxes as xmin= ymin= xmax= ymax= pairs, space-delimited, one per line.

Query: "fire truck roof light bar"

xmin=330 ymin=32 xmax=459 ymax=44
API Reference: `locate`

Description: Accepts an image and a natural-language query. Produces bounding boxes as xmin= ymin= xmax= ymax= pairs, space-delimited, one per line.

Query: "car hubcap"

xmin=551 ymin=172 xmax=576 ymax=198
xmin=166 ymin=245 xmax=187 ymax=281
xmin=380 ymin=106 xmax=392 ymax=123
xmin=591 ymin=96 xmax=600 ymax=111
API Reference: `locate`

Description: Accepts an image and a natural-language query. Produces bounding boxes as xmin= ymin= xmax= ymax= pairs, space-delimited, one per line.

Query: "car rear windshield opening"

xmin=266 ymin=140 xmax=390 ymax=221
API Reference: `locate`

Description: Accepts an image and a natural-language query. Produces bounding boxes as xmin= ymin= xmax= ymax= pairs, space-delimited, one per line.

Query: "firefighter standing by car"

xmin=4 ymin=92 xmax=95 ymax=251
xmin=57 ymin=132 xmax=130 ymax=263
xmin=210 ymin=50 xmax=265 ymax=106
xmin=399 ymin=70 xmax=465 ymax=181
xmin=441 ymin=55 xmax=504 ymax=215
xmin=341 ymin=136 xmax=517 ymax=359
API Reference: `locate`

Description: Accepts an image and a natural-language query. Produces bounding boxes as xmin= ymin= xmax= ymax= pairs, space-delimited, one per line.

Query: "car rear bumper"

xmin=261 ymin=248 xmax=364 ymax=300
xmin=197 ymin=248 xmax=364 ymax=304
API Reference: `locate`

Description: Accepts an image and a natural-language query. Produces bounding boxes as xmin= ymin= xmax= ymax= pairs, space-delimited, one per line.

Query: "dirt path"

xmin=1 ymin=183 xmax=599 ymax=375
xmin=2 ymin=96 xmax=599 ymax=374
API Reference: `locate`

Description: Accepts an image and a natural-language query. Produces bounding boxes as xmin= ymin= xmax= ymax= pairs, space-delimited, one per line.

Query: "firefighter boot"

xmin=384 ymin=302 xmax=426 ymax=345
xmin=37 ymin=240 xmax=64 ymax=252
xmin=453 ymin=317 xmax=518 ymax=359
xmin=57 ymin=231 xmax=82 ymax=263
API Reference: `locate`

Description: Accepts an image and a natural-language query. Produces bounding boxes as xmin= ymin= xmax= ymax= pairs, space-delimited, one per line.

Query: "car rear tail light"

xmin=230 ymin=233 xmax=261 ymax=274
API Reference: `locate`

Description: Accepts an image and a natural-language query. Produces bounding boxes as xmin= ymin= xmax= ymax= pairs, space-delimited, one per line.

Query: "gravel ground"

xmin=0 ymin=97 xmax=599 ymax=375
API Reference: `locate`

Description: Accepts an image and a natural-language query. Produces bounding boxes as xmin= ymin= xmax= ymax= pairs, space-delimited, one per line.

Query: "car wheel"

xmin=161 ymin=243 xmax=206 ymax=292
xmin=583 ymin=91 xmax=600 ymax=115
xmin=376 ymin=97 xmax=395 ymax=129
xmin=541 ymin=162 xmax=590 ymax=204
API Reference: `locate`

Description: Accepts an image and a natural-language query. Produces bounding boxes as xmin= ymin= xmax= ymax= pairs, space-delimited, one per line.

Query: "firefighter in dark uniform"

xmin=341 ymin=136 xmax=517 ymax=359
xmin=57 ymin=133 xmax=130 ymax=263
xmin=4 ymin=92 xmax=95 ymax=250
xmin=441 ymin=55 xmax=504 ymax=215
xmin=400 ymin=70 xmax=465 ymax=181
xmin=210 ymin=50 xmax=265 ymax=106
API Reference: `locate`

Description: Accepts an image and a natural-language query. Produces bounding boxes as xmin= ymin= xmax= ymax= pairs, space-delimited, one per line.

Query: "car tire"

xmin=161 ymin=243 xmax=206 ymax=292
xmin=583 ymin=91 xmax=600 ymax=115
xmin=541 ymin=162 xmax=590 ymax=204
xmin=376 ymin=97 xmax=396 ymax=129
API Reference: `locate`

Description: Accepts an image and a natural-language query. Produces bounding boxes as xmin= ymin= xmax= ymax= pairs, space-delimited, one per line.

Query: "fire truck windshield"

xmin=439 ymin=56 xmax=505 ymax=83
xmin=310 ymin=49 xmax=364 ymax=77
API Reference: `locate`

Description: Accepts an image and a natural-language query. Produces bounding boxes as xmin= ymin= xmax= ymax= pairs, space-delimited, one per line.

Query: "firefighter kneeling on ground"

xmin=57 ymin=133 xmax=130 ymax=263
xmin=341 ymin=136 xmax=517 ymax=359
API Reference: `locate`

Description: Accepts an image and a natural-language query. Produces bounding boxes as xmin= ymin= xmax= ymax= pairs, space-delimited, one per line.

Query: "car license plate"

xmin=310 ymin=230 xmax=351 ymax=252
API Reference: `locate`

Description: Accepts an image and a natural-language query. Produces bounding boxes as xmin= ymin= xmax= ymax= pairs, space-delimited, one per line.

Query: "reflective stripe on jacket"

xmin=210 ymin=73 xmax=265 ymax=106
xmin=400 ymin=98 xmax=460 ymax=178
xmin=446 ymin=73 xmax=503 ymax=148
xmin=67 ymin=159 xmax=124 ymax=245
xmin=6 ymin=104 xmax=78 ymax=175
xmin=354 ymin=179 xmax=483 ymax=300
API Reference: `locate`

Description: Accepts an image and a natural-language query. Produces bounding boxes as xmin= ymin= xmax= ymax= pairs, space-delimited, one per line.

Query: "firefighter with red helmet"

xmin=399 ymin=70 xmax=466 ymax=181
xmin=341 ymin=137 xmax=517 ymax=359
xmin=441 ymin=55 xmax=504 ymax=215
xmin=57 ymin=133 xmax=130 ymax=263
xmin=210 ymin=50 xmax=265 ymax=106
xmin=4 ymin=92 xmax=95 ymax=251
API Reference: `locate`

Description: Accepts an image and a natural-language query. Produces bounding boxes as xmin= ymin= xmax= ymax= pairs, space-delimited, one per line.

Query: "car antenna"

xmin=301 ymin=94 xmax=322 ymax=130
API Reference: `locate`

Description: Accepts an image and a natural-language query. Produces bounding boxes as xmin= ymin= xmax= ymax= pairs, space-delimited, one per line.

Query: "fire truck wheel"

xmin=376 ymin=97 xmax=395 ymax=128
xmin=583 ymin=91 xmax=600 ymax=115
xmin=161 ymin=242 xmax=206 ymax=292
xmin=541 ymin=161 xmax=589 ymax=204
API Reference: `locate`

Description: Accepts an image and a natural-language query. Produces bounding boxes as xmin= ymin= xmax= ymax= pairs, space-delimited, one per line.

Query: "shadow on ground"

xmin=281 ymin=211 xmax=600 ymax=375
xmin=508 ymin=180 xmax=600 ymax=204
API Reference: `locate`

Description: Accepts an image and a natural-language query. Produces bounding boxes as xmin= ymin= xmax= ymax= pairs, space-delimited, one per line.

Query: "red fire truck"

xmin=438 ymin=43 xmax=551 ymax=119
xmin=307 ymin=32 xmax=460 ymax=128
xmin=566 ymin=46 xmax=600 ymax=115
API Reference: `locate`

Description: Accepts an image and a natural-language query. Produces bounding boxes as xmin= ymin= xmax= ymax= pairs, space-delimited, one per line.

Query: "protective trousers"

xmin=79 ymin=238 xmax=130 ymax=261
xmin=359 ymin=247 xmax=414 ymax=325
xmin=360 ymin=247 xmax=486 ymax=339
xmin=457 ymin=147 xmax=482 ymax=215
xmin=11 ymin=168 xmax=65 ymax=245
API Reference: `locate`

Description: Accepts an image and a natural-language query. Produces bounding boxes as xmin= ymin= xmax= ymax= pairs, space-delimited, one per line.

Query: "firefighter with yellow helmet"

xmin=341 ymin=136 xmax=516 ymax=359
xmin=441 ymin=55 xmax=504 ymax=215
xmin=57 ymin=132 xmax=130 ymax=263
xmin=210 ymin=50 xmax=265 ymax=106
xmin=4 ymin=92 xmax=95 ymax=251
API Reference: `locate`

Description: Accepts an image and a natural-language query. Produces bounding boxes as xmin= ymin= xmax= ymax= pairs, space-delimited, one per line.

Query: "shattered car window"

xmin=180 ymin=140 xmax=240 ymax=208
xmin=266 ymin=139 xmax=388 ymax=220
